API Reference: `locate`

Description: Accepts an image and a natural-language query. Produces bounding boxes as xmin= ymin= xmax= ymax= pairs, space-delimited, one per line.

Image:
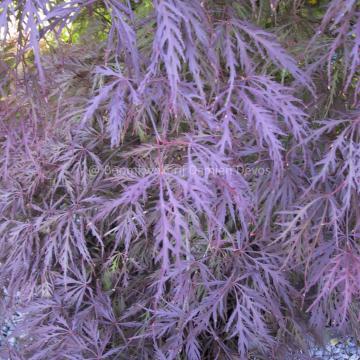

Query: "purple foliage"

xmin=0 ymin=0 xmax=359 ymax=359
